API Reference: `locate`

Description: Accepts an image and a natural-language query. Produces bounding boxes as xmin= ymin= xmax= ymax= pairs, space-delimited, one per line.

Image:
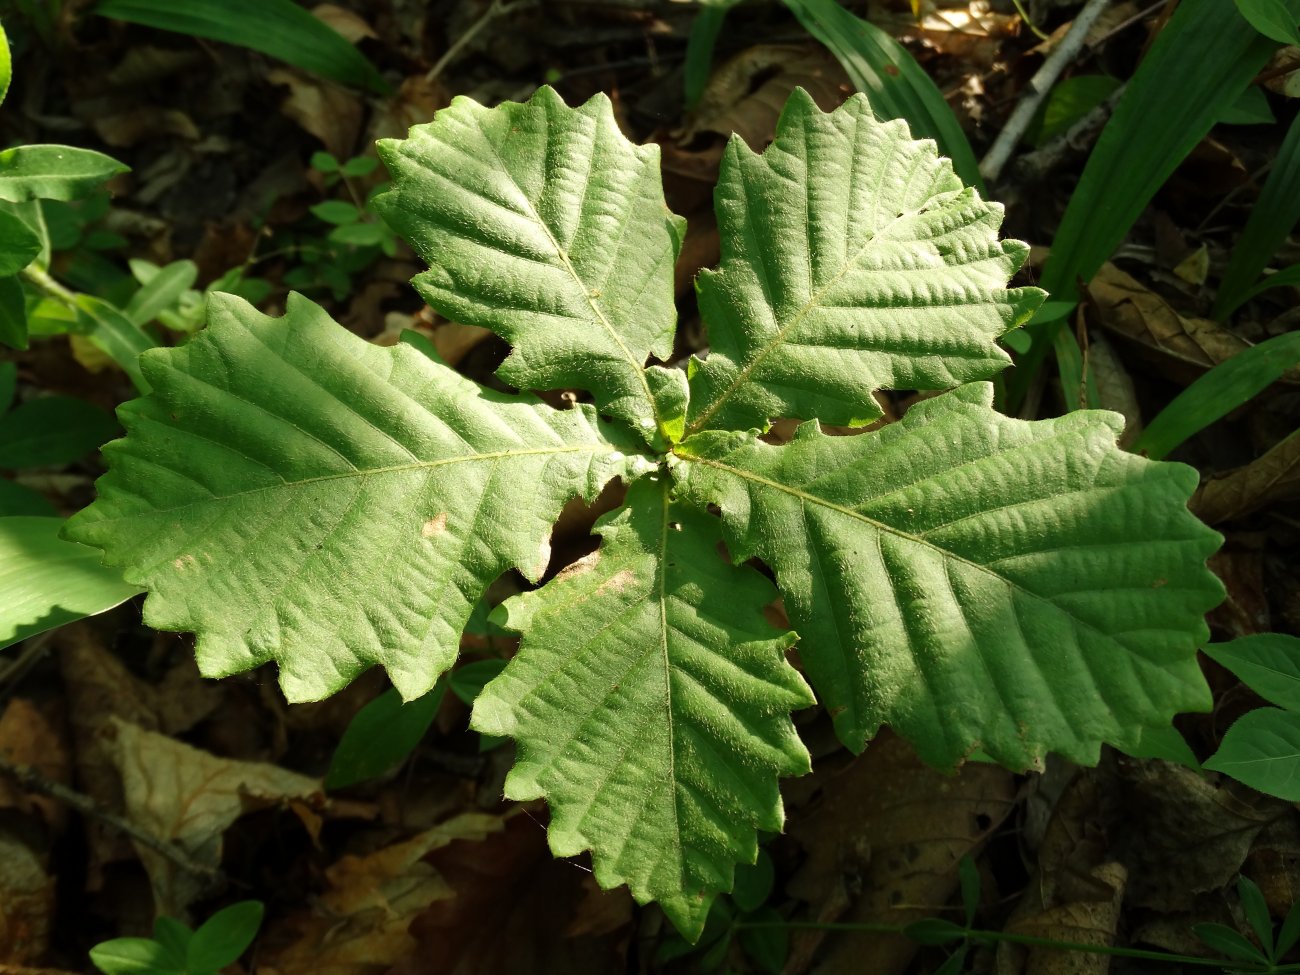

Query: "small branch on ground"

xmin=1010 ymin=83 xmax=1125 ymax=183
xmin=426 ymin=0 xmax=539 ymax=85
xmin=980 ymin=0 xmax=1115 ymax=183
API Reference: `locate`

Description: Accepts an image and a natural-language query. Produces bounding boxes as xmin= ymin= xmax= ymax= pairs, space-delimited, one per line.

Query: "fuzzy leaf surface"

xmin=375 ymin=87 xmax=686 ymax=441
xmin=64 ymin=293 xmax=635 ymax=702
xmin=685 ymin=90 xmax=1042 ymax=436
xmin=674 ymin=383 xmax=1223 ymax=766
xmin=473 ymin=477 xmax=813 ymax=938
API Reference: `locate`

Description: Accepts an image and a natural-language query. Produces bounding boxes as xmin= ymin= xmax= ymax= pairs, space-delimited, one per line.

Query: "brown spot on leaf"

xmin=422 ymin=513 xmax=448 ymax=538
xmin=172 ymin=554 xmax=198 ymax=572
xmin=595 ymin=569 xmax=637 ymax=596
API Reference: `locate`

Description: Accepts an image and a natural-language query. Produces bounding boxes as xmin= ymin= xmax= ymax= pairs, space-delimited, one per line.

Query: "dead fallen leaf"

xmin=1085 ymin=330 xmax=1142 ymax=448
xmin=1086 ymin=263 xmax=1253 ymax=383
xmin=92 ymin=108 xmax=200 ymax=148
xmin=268 ymin=68 xmax=363 ymax=160
xmin=0 ymin=699 xmax=70 ymax=830
xmin=1192 ymin=431 xmax=1300 ymax=524
xmin=105 ymin=718 xmax=321 ymax=916
xmin=258 ymin=812 xmax=502 ymax=975
xmin=676 ymin=44 xmax=849 ymax=153
xmin=394 ymin=810 xmax=633 ymax=975
xmin=0 ymin=830 xmax=55 ymax=965
xmin=311 ymin=4 xmax=377 ymax=43
xmin=1207 ymin=542 xmax=1272 ymax=639
xmin=784 ymin=730 xmax=1017 ymax=975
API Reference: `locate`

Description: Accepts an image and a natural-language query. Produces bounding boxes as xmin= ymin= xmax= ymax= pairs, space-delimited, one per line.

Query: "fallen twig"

xmin=980 ymin=0 xmax=1115 ymax=183
xmin=426 ymin=0 xmax=539 ymax=85
xmin=0 ymin=753 xmax=223 ymax=883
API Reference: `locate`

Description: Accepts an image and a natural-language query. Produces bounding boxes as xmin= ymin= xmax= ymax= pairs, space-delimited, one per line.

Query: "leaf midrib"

xmin=685 ymin=155 xmax=949 ymax=436
xmin=97 ymin=444 xmax=615 ymax=521
xmin=469 ymin=112 xmax=664 ymax=434
xmin=678 ymin=452 xmax=1161 ymax=655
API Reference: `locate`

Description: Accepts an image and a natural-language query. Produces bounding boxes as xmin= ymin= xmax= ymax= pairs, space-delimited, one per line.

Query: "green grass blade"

xmin=1214 ymin=112 xmax=1300 ymax=319
xmin=1241 ymin=262 xmax=1300 ymax=305
xmin=1132 ymin=330 xmax=1300 ymax=460
xmin=781 ymin=0 xmax=983 ymax=189
xmin=684 ymin=1 xmax=740 ymax=109
xmin=1010 ymin=0 xmax=1276 ymax=408
xmin=94 ymin=0 xmax=390 ymax=94
xmin=0 ymin=22 xmax=11 ymax=108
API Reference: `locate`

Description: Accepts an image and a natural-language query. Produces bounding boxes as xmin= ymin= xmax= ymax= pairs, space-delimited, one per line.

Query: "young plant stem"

xmin=732 ymin=920 xmax=1298 ymax=972
xmin=20 ymin=264 xmax=78 ymax=309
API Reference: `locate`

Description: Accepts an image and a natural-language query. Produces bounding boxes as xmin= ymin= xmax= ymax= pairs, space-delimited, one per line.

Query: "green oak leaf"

xmin=673 ymin=383 xmax=1223 ymax=766
xmin=473 ymin=476 xmax=812 ymax=938
xmin=375 ymin=87 xmax=687 ymax=444
xmin=684 ymin=89 xmax=1043 ymax=437
xmin=64 ymin=293 xmax=638 ymax=701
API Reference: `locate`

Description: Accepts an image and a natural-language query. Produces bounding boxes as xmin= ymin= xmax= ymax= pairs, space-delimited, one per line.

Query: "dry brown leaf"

xmin=784 ymin=730 xmax=1016 ymax=975
xmin=1086 ymin=263 xmax=1252 ymax=382
xmin=268 ymin=69 xmax=362 ymax=160
xmin=394 ymin=810 xmax=633 ymax=975
xmin=676 ymin=44 xmax=849 ymax=153
xmin=92 ymin=108 xmax=200 ymax=148
xmin=57 ymin=623 xmax=161 ymax=885
xmin=1264 ymin=46 xmax=1300 ymax=97
xmin=0 ymin=830 xmax=54 ymax=965
xmin=1192 ymin=431 xmax=1300 ymax=524
xmin=259 ymin=812 xmax=502 ymax=975
xmin=311 ymin=4 xmax=377 ymax=43
xmin=1207 ymin=543 xmax=1272 ymax=639
xmin=0 ymin=699 xmax=69 ymax=830
xmin=1109 ymin=757 xmax=1287 ymax=912
xmin=1085 ymin=331 xmax=1142 ymax=448
xmin=105 ymin=718 xmax=321 ymax=916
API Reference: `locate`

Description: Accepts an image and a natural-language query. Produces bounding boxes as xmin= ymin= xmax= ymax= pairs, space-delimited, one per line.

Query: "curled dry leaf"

xmin=1193 ymin=431 xmax=1300 ymax=524
xmin=784 ymin=731 xmax=1016 ymax=975
xmin=268 ymin=68 xmax=362 ymax=160
xmin=259 ymin=812 xmax=502 ymax=975
xmin=0 ymin=830 xmax=54 ymax=964
xmin=0 ymin=698 xmax=70 ymax=829
xmin=394 ymin=811 xmax=634 ymax=975
xmin=105 ymin=718 xmax=321 ymax=916
xmin=1087 ymin=263 xmax=1254 ymax=383
xmin=311 ymin=4 xmax=377 ymax=43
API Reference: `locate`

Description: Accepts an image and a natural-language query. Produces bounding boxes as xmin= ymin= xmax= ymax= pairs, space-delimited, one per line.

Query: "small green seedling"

xmin=67 ymin=87 xmax=1224 ymax=939
xmin=89 ymin=901 xmax=264 ymax=975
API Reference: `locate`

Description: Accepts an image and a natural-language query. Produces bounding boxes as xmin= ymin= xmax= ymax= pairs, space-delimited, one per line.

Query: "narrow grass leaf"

xmin=782 ymin=0 xmax=983 ymax=189
xmin=1131 ymin=330 xmax=1300 ymax=460
xmin=0 ymin=516 xmax=141 ymax=649
xmin=1193 ymin=921 xmax=1271 ymax=965
xmin=123 ymin=259 xmax=197 ymax=327
xmin=685 ymin=1 xmax=740 ymax=109
xmin=1215 ymin=112 xmax=1300 ymax=318
xmin=94 ymin=0 xmax=390 ymax=93
xmin=1012 ymin=0 xmax=1276 ymax=407
xmin=1240 ymin=263 xmax=1300 ymax=305
xmin=73 ymin=295 xmax=156 ymax=392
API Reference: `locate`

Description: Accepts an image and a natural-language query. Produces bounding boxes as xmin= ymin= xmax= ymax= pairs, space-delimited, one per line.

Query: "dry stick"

xmin=979 ymin=0 xmax=1116 ymax=183
xmin=0 ymin=753 xmax=223 ymax=883
xmin=1011 ymin=82 xmax=1125 ymax=182
xmin=426 ymin=0 xmax=539 ymax=84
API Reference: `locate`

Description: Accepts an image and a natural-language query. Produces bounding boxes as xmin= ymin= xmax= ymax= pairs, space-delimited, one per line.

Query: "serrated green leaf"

xmin=1205 ymin=634 xmax=1300 ymax=711
xmin=0 ymin=517 xmax=141 ymax=650
xmin=374 ymin=87 xmax=686 ymax=442
xmin=1206 ymin=709 xmax=1300 ymax=800
xmin=64 ymin=293 xmax=637 ymax=702
xmin=472 ymin=477 xmax=813 ymax=938
xmin=0 ymin=145 xmax=129 ymax=203
xmin=674 ymin=382 xmax=1223 ymax=765
xmin=684 ymin=90 xmax=1041 ymax=437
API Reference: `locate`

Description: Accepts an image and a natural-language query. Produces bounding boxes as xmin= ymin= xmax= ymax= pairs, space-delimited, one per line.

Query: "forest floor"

xmin=2 ymin=1 xmax=1300 ymax=973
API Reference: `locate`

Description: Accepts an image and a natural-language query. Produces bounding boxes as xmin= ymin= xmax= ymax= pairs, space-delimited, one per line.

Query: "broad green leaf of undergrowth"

xmin=64 ymin=293 xmax=637 ymax=702
xmin=0 ymin=517 xmax=141 ymax=650
xmin=473 ymin=477 xmax=812 ymax=938
xmin=684 ymin=90 xmax=1042 ymax=437
xmin=0 ymin=145 xmax=130 ymax=203
xmin=673 ymin=383 xmax=1224 ymax=765
xmin=375 ymin=87 xmax=687 ymax=444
